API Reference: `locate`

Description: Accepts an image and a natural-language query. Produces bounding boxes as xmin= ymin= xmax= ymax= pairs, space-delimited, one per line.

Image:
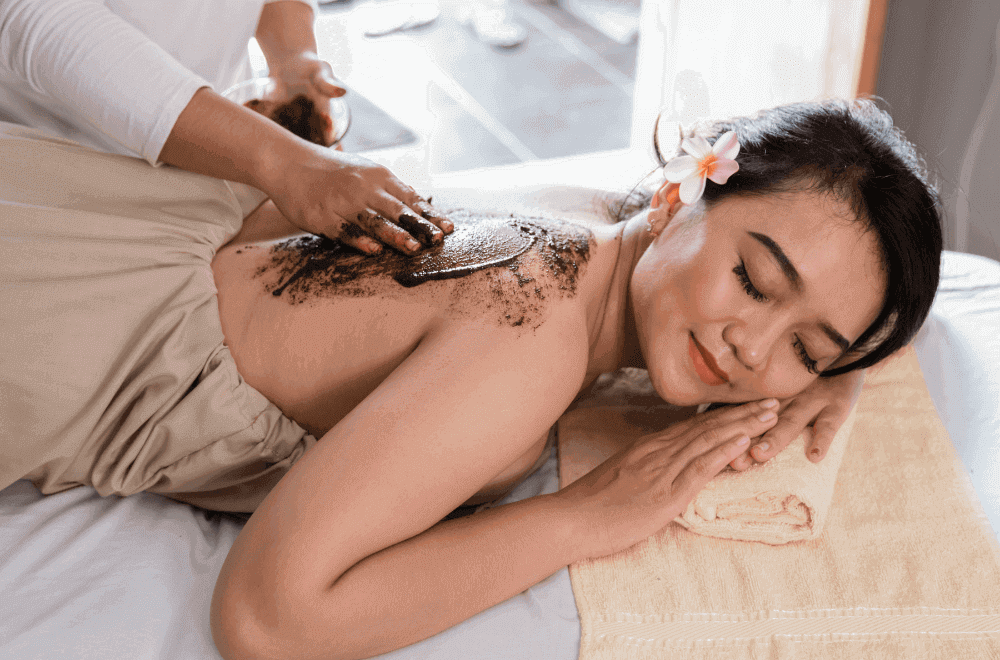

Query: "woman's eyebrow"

xmin=748 ymin=231 xmax=850 ymax=352
xmin=748 ymin=231 xmax=800 ymax=291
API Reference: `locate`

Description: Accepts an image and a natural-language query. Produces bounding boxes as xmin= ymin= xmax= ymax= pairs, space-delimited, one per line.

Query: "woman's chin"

xmin=648 ymin=373 xmax=709 ymax=407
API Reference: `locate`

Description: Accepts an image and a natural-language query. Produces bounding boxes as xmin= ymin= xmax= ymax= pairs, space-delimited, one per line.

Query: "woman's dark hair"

xmin=616 ymin=99 xmax=943 ymax=377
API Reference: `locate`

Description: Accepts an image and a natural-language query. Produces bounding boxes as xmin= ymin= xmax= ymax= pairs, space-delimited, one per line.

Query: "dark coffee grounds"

xmin=245 ymin=95 xmax=330 ymax=146
xmin=254 ymin=210 xmax=592 ymax=329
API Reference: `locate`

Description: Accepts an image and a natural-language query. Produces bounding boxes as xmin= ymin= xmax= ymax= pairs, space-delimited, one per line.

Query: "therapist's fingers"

xmin=378 ymin=179 xmax=454 ymax=235
xmin=351 ymin=210 xmax=427 ymax=255
xmin=368 ymin=192 xmax=447 ymax=248
xmin=310 ymin=63 xmax=347 ymax=98
xmin=335 ymin=223 xmax=383 ymax=255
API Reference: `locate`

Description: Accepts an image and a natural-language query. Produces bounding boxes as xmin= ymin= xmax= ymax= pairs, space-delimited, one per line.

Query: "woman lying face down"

xmin=209 ymin=99 xmax=942 ymax=660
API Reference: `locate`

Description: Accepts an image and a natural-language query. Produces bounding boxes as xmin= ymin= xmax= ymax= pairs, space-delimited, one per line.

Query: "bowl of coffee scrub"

xmin=223 ymin=76 xmax=351 ymax=149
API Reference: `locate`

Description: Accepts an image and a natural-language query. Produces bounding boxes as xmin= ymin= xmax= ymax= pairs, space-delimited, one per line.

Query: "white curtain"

xmin=631 ymin=0 xmax=871 ymax=152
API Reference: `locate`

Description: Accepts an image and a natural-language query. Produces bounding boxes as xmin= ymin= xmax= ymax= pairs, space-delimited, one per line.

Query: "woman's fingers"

xmin=675 ymin=405 xmax=777 ymax=466
xmin=729 ymin=449 xmax=753 ymax=471
xmin=262 ymin=141 xmax=454 ymax=253
xmin=671 ymin=434 xmax=751 ymax=502
xmin=748 ymin=369 xmax=864 ymax=464
xmin=748 ymin=397 xmax=819 ymax=463
xmin=804 ymin=406 xmax=847 ymax=462
xmin=691 ymin=398 xmax=778 ymax=432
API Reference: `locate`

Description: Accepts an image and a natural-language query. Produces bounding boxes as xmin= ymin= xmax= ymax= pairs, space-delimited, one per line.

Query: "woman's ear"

xmin=647 ymin=181 xmax=683 ymax=236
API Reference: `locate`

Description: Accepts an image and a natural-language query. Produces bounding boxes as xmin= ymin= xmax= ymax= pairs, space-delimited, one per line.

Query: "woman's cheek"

xmin=687 ymin=265 xmax=734 ymax=321
xmin=757 ymin=366 xmax=815 ymax=400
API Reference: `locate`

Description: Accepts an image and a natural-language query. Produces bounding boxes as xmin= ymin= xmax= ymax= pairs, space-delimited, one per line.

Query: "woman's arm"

xmin=210 ymin=311 xmax=780 ymax=660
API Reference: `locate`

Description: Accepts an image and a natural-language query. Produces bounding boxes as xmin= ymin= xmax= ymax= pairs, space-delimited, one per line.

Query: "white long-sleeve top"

xmin=0 ymin=0 xmax=317 ymax=164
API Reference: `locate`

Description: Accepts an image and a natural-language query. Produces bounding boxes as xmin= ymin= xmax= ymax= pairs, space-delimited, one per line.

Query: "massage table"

xmin=2 ymin=153 xmax=998 ymax=660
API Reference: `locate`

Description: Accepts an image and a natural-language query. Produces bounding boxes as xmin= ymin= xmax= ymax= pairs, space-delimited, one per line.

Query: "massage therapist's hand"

xmin=268 ymin=52 xmax=348 ymax=104
xmin=260 ymin=144 xmax=454 ymax=255
xmin=729 ymin=369 xmax=865 ymax=471
xmin=245 ymin=53 xmax=348 ymax=150
xmin=557 ymin=399 xmax=779 ymax=558
xmin=159 ymin=87 xmax=454 ymax=255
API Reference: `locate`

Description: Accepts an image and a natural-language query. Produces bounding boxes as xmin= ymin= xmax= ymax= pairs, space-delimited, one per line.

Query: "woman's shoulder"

xmin=427 ymin=209 xmax=595 ymax=331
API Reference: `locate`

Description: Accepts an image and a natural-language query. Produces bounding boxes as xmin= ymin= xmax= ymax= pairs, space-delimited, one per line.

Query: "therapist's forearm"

xmin=255 ymin=1 xmax=319 ymax=70
xmin=157 ymin=86 xmax=309 ymax=193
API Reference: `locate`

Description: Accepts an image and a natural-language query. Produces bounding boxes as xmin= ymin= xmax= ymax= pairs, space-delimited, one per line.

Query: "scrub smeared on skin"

xmin=253 ymin=210 xmax=592 ymax=329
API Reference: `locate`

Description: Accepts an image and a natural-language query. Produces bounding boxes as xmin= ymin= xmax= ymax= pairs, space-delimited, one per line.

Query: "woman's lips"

xmin=688 ymin=333 xmax=729 ymax=386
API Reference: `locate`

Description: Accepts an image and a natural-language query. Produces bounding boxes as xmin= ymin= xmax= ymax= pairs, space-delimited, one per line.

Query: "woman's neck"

xmin=580 ymin=212 xmax=655 ymax=382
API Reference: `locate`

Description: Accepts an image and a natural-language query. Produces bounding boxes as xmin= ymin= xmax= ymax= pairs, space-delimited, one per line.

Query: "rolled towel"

xmin=672 ymin=403 xmax=857 ymax=544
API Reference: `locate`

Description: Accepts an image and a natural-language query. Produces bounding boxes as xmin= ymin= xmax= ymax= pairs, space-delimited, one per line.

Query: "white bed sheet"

xmin=2 ymin=251 xmax=998 ymax=660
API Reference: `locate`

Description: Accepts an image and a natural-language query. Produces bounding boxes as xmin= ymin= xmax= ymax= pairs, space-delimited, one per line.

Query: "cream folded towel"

xmin=672 ymin=405 xmax=857 ymax=544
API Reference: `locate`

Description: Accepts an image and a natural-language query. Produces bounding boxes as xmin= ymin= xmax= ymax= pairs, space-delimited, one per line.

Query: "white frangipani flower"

xmin=662 ymin=131 xmax=741 ymax=205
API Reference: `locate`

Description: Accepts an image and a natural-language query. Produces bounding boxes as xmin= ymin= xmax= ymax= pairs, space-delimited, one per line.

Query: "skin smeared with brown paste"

xmin=254 ymin=210 xmax=592 ymax=329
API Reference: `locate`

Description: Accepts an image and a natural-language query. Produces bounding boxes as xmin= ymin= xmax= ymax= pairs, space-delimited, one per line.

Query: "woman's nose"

xmin=725 ymin=319 xmax=779 ymax=372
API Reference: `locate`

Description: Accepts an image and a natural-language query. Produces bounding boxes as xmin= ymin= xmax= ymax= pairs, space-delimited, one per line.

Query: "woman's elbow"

xmin=211 ymin=581 xmax=277 ymax=660
xmin=210 ymin=578 xmax=359 ymax=660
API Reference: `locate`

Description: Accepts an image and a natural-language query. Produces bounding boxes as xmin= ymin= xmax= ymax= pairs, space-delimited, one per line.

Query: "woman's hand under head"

xmin=729 ymin=367 xmax=865 ymax=470
xmin=627 ymin=189 xmax=885 ymax=408
xmin=555 ymin=399 xmax=779 ymax=558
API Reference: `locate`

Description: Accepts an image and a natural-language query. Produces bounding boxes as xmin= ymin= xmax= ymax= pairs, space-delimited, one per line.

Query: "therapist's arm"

xmin=254 ymin=1 xmax=344 ymax=98
xmin=163 ymin=0 xmax=452 ymax=253
xmin=0 ymin=0 xmax=208 ymax=162
xmin=159 ymin=87 xmax=450 ymax=255
xmin=0 ymin=0 xmax=450 ymax=252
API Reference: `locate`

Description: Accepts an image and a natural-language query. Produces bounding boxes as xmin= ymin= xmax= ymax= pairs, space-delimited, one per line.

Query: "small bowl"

xmin=223 ymin=76 xmax=351 ymax=148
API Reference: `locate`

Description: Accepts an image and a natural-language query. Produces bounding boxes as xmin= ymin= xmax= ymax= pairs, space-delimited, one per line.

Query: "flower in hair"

xmin=663 ymin=131 xmax=741 ymax=205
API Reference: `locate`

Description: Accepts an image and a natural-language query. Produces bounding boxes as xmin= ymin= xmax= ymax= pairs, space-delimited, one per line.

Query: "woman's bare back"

xmin=211 ymin=201 xmax=595 ymax=502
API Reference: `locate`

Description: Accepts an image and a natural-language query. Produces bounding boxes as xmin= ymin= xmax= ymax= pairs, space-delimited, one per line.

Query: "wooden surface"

xmin=856 ymin=0 xmax=889 ymax=96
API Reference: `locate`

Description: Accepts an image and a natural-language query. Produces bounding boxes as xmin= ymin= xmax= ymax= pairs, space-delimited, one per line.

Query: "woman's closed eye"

xmin=793 ymin=337 xmax=819 ymax=374
xmin=733 ymin=261 xmax=820 ymax=373
xmin=733 ymin=261 xmax=766 ymax=302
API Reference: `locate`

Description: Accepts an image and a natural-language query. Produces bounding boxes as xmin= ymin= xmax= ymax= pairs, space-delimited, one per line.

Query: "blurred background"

xmin=253 ymin=0 xmax=999 ymax=262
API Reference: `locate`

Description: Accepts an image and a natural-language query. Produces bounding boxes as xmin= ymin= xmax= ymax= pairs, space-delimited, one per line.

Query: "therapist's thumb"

xmin=313 ymin=67 xmax=347 ymax=98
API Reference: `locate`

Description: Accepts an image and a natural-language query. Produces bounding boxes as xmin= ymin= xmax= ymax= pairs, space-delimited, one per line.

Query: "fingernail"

xmin=362 ymin=238 xmax=382 ymax=254
xmin=736 ymin=435 xmax=750 ymax=446
xmin=761 ymin=398 xmax=779 ymax=408
xmin=757 ymin=411 xmax=776 ymax=423
xmin=755 ymin=441 xmax=770 ymax=453
xmin=810 ymin=448 xmax=821 ymax=460
xmin=405 ymin=238 xmax=421 ymax=252
xmin=441 ymin=219 xmax=454 ymax=232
